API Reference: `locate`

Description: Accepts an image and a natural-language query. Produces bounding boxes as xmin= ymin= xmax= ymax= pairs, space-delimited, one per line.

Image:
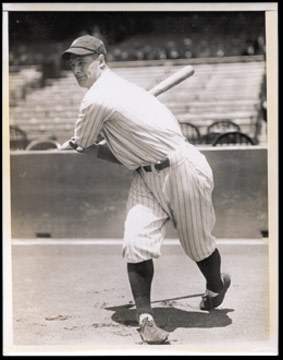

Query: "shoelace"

xmin=202 ymin=288 xmax=220 ymax=299
xmin=144 ymin=319 xmax=154 ymax=327
xmin=202 ymin=290 xmax=209 ymax=299
xmin=140 ymin=319 xmax=154 ymax=330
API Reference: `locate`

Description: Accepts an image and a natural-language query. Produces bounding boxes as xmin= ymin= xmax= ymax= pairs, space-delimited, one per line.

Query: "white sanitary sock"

xmin=139 ymin=313 xmax=153 ymax=324
xmin=207 ymin=289 xmax=219 ymax=297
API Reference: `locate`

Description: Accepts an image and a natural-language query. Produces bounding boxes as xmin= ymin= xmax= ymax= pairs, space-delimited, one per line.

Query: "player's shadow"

xmin=105 ymin=300 xmax=234 ymax=332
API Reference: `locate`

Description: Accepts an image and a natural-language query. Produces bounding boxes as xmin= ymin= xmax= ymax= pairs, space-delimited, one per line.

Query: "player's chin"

xmin=78 ymin=82 xmax=89 ymax=89
xmin=76 ymin=78 xmax=89 ymax=88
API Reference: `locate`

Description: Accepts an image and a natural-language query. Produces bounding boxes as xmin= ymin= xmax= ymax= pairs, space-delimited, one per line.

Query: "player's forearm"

xmin=62 ymin=138 xmax=121 ymax=165
xmin=59 ymin=140 xmax=75 ymax=151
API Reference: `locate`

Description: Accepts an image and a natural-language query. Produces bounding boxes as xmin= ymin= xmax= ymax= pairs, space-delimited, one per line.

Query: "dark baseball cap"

xmin=61 ymin=35 xmax=107 ymax=60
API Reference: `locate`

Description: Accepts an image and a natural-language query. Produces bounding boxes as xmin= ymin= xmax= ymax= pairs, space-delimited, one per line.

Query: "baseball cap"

xmin=61 ymin=35 xmax=107 ymax=60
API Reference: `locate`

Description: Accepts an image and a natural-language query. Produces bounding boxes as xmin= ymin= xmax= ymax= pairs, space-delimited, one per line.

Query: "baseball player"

xmin=60 ymin=35 xmax=231 ymax=345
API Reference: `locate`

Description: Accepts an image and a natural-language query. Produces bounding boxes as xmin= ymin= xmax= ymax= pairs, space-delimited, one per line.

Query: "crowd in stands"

xmin=106 ymin=34 xmax=265 ymax=62
xmin=9 ymin=32 xmax=266 ymax=69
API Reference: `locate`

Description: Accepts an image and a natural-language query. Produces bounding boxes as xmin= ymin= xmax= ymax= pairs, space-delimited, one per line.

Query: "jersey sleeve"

xmin=72 ymin=99 xmax=109 ymax=148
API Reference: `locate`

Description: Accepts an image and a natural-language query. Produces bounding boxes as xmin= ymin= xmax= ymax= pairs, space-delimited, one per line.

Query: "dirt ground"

xmin=4 ymin=239 xmax=278 ymax=356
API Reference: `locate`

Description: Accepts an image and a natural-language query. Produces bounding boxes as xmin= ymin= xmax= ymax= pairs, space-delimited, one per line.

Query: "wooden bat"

xmin=148 ymin=65 xmax=195 ymax=97
xmin=69 ymin=65 xmax=195 ymax=157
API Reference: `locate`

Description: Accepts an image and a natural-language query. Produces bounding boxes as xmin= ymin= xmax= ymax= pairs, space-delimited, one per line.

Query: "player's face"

xmin=68 ymin=54 xmax=100 ymax=89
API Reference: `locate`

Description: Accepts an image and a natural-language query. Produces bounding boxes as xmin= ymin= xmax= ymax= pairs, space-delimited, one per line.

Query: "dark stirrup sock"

xmin=196 ymin=248 xmax=223 ymax=293
xmin=127 ymin=259 xmax=154 ymax=318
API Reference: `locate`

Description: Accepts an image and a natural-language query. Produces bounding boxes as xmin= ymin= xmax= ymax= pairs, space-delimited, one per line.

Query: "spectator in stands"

xmin=41 ymin=43 xmax=62 ymax=86
xmin=182 ymin=37 xmax=194 ymax=59
xmin=259 ymin=73 xmax=267 ymax=123
xmin=254 ymin=35 xmax=266 ymax=56
xmin=242 ymin=40 xmax=256 ymax=56
xmin=91 ymin=25 xmax=108 ymax=50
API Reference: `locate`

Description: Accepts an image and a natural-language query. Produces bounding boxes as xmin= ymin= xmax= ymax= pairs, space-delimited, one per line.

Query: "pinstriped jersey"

xmin=72 ymin=68 xmax=186 ymax=170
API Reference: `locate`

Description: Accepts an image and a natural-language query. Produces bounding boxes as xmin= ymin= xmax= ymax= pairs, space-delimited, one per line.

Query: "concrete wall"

xmin=10 ymin=146 xmax=268 ymax=239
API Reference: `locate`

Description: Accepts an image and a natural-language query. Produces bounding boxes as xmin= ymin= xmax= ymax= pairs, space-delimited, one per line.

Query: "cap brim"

xmin=61 ymin=48 xmax=95 ymax=60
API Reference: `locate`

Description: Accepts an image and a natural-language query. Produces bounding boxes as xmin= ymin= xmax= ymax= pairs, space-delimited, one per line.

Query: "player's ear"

xmin=98 ymin=54 xmax=107 ymax=69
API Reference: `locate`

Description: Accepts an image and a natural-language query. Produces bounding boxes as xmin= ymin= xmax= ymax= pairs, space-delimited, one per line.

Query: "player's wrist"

xmin=68 ymin=140 xmax=85 ymax=153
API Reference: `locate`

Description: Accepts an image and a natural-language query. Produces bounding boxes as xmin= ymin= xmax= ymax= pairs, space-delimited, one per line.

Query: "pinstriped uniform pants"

xmin=123 ymin=142 xmax=216 ymax=263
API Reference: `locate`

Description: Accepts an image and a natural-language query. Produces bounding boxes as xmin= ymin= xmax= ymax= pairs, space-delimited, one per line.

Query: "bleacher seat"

xmin=26 ymin=138 xmax=61 ymax=150
xmin=9 ymin=58 xmax=266 ymax=145
xmin=180 ymin=122 xmax=201 ymax=144
xmin=9 ymin=66 xmax=42 ymax=106
xmin=212 ymin=131 xmax=256 ymax=146
xmin=201 ymin=119 xmax=242 ymax=144
xmin=10 ymin=125 xmax=29 ymax=150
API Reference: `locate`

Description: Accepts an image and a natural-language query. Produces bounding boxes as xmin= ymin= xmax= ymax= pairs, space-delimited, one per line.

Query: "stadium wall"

xmin=9 ymin=146 xmax=268 ymax=240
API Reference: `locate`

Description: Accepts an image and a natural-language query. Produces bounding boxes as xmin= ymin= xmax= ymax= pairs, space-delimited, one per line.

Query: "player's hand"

xmin=75 ymin=145 xmax=85 ymax=153
xmin=58 ymin=140 xmax=74 ymax=151
xmin=68 ymin=140 xmax=85 ymax=153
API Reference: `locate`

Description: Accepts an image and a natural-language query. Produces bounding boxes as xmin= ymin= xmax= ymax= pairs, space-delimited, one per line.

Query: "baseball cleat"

xmin=200 ymin=273 xmax=231 ymax=311
xmin=138 ymin=318 xmax=169 ymax=344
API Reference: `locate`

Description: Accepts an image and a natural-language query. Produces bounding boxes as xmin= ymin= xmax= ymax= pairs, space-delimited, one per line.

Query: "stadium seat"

xmin=207 ymin=119 xmax=241 ymax=133
xmin=201 ymin=120 xmax=242 ymax=145
xmin=179 ymin=122 xmax=201 ymax=144
xmin=25 ymin=138 xmax=61 ymax=150
xmin=10 ymin=125 xmax=29 ymax=150
xmin=212 ymin=131 xmax=256 ymax=146
xmin=200 ymin=132 xmax=222 ymax=145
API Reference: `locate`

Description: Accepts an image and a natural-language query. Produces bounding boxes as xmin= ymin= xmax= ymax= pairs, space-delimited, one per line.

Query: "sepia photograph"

xmin=3 ymin=2 xmax=278 ymax=356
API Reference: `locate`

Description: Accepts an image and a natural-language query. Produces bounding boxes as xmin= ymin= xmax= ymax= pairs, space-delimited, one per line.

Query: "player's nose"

xmin=73 ymin=64 xmax=81 ymax=75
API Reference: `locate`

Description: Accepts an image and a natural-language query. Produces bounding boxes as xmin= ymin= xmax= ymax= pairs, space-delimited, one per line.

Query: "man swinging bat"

xmin=59 ymin=35 xmax=231 ymax=345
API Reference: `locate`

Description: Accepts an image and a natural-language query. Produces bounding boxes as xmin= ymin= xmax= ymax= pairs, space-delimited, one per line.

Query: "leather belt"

xmin=139 ymin=158 xmax=170 ymax=172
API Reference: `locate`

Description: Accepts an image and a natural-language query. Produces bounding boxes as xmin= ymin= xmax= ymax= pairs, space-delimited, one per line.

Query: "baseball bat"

xmin=148 ymin=65 xmax=195 ymax=97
